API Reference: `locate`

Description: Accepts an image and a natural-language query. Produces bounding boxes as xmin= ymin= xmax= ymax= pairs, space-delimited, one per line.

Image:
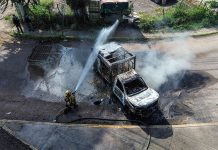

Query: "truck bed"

xmin=95 ymin=46 xmax=136 ymax=84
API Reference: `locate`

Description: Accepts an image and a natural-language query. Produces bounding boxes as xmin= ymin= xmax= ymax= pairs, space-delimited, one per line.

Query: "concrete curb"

xmin=14 ymin=33 xmax=148 ymax=41
xmin=0 ymin=119 xmax=6 ymax=127
xmin=14 ymin=29 xmax=218 ymax=41
xmin=2 ymin=119 xmax=218 ymax=129
xmin=143 ymin=31 xmax=218 ymax=40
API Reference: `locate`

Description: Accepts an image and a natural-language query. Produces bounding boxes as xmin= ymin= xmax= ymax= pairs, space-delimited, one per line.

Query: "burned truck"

xmin=94 ymin=45 xmax=159 ymax=115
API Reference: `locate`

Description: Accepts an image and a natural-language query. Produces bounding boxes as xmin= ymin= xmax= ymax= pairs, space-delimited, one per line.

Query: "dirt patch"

xmin=159 ymin=70 xmax=217 ymax=93
xmin=155 ymin=70 xmax=217 ymax=123
xmin=132 ymin=0 xmax=177 ymax=14
xmin=133 ymin=0 xmax=160 ymax=13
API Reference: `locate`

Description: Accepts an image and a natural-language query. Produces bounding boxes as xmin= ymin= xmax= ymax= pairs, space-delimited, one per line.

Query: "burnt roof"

xmin=117 ymin=69 xmax=139 ymax=82
xmin=99 ymin=47 xmax=135 ymax=65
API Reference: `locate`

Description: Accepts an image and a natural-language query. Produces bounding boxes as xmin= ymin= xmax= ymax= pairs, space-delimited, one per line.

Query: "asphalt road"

xmin=1 ymin=33 xmax=218 ymax=149
xmin=121 ymin=35 xmax=218 ymax=124
xmin=1 ymin=35 xmax=218 ymax=125
xmin=2 ymin=120 xmax=218 ymax=150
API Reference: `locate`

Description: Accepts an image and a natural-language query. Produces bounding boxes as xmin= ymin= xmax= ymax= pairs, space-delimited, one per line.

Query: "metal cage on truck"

xmin=95 ymin=46 xmax=136 ymax=84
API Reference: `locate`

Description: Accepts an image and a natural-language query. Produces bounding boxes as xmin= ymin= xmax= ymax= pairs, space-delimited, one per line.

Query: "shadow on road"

xmin=123 ymin=108 xmax=173 ymax=139
xmin=0 ymin=38 xmax=36 ymax=94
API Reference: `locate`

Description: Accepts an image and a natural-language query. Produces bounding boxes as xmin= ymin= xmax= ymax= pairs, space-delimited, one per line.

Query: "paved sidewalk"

xmin=10 ymin=25 xmax=218 ymax=41
xmin=1 ymin=120 xmax=218 ymax=150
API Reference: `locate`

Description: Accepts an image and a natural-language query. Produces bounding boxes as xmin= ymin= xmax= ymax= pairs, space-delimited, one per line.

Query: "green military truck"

xmin=88 ymin=0 xmax=138 ymax=24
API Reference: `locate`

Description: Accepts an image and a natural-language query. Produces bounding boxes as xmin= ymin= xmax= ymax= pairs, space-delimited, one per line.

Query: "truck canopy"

xmin=98 ymin=46 xmax=135 ymax=68
xmin=96 ymin=45 xmax=136 ymax=84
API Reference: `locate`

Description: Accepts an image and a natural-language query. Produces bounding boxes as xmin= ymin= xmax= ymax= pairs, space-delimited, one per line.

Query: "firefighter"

xmin=64 ymin=90 xmax=78 ymax=109
xmin=12 ymin=14 xmax=23 ymax=33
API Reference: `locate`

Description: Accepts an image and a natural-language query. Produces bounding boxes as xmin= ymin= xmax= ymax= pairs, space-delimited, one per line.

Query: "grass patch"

xmin=139 ymin=4 xmax=218 ymax=32
xmin=28 ymin=0 xmax=75 ymax=29
xmin=207 ymin=0 xmax=218 ymax=8
xmin=4 ymin=15 xmax=11 ymax=21
xmin=29 ymin=4 xmax=52 ymax=28
xmin=40 ymin=0 xmax=54 ymax=8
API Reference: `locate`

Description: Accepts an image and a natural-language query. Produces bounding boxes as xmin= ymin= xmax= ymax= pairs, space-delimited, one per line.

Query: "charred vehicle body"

xmin=113 ymin=70 xmax=159 ymax=115
xmin=94 ymin=45 xmax=136 ymax=83
xmin=94 ymin=44 xmax=159 ymax=115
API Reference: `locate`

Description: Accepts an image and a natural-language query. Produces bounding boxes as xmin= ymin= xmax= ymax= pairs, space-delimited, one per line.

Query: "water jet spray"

xmin=74 ymin=20 xmax=119 ymax=92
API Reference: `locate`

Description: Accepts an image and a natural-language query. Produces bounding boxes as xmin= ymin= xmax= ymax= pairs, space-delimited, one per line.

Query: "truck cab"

xmin=113 ymin=69 xmax=159 ymax=115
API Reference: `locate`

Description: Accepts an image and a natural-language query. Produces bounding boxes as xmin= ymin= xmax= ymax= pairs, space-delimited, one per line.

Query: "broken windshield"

xmin=124 ymin=77 xmax=148 ymax=96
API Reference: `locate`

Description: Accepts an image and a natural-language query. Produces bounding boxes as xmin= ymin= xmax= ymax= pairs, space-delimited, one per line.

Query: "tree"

xmin=66 ymin=0 xmax=90 ymax=23
xmin=0 ymin=0 xmax=39 ymax=14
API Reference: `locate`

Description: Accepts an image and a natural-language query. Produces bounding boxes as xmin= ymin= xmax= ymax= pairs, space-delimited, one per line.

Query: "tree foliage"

xmin=66 ymin=0 xmax=90 ymax=22
xmin=0 ymin=0 xmax=39 ymax=13
xmin=66 ymin=0 xmax=89 ymax=9
xmin=139 ymin=5 xmax=218 ymax=32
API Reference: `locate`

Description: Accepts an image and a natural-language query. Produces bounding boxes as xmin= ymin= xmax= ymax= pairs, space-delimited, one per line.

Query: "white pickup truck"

xmin=113 ymin=69 xmax=159 ymax=114
xmin=94 ymin=45 xmax=159 ymax=115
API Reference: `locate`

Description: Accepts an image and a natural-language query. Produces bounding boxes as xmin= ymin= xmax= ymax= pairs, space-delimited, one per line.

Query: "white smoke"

xmin=23 ymin=46 xmax=83 ymax=101
xmin=36 ymin=48 xmax=82 ymax=97
xmin=138 ymin=35 xmax=194 ymax=90
xmin=23 ymin=21 xmax=119 ymax=101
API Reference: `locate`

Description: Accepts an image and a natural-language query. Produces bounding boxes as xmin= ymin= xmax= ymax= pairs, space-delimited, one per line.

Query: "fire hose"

xmin=55 ymin=108 xmax=151 ymax=150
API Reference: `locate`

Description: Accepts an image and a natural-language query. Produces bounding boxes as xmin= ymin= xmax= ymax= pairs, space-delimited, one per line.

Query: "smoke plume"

xmin=138 ymin=35 xmax=194 ymax=90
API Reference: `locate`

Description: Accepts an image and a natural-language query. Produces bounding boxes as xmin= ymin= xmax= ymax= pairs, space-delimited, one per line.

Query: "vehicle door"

xmin=113 ymin=79 xmax=125 ymax=105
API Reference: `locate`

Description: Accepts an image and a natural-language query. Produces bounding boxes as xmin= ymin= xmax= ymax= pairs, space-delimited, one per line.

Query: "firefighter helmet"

xmin=65 ymin=90 xmax=71 ymax=97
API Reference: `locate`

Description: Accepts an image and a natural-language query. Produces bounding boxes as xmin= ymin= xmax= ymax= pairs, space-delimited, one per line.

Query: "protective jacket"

xmin=65 ymin=92 xmax=76 ymax=107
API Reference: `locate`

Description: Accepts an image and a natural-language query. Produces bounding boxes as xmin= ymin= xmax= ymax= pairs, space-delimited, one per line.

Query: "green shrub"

xmin=29 ymin=2 xmax=75 ymax=29
xmin=139 ymin=13 xmax=158 ymax=31
xmin=4 ymin=15 xmax=11 ymax=21
xmin=208 ymin=0 xmax=218 ymax=8
xmin=139 ymin=4 xmax=218 ymax=32
xmin=28 ymin=0 xmax=55 ymax=29
xmin=40 ymin=0 xmax=53 ymax=9
xmin=29 ymin=4 xmax=52 ymax=28
xmin=188 ymin=6 xmax=207 ymax=21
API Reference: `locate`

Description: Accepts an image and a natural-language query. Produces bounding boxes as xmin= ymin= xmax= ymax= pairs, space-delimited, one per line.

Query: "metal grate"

xmin=28 ymin=45 xmax=53 ymax=62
